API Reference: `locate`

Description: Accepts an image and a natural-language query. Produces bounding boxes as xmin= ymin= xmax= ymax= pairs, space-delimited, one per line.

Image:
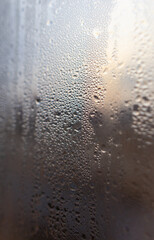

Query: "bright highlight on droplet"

xmin=92 ymin=28 xmax=101 ymax=38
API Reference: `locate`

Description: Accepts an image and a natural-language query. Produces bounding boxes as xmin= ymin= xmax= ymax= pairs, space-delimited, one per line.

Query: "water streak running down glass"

xmin=0 ymin=0 xmax=154 ymax=239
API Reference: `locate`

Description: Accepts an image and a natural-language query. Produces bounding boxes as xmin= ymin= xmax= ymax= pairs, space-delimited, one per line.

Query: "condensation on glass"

xmin=0 ymin=0 xmax=154 ymax=239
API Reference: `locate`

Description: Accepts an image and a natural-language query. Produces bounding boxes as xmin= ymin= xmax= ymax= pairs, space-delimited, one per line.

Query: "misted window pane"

xmin=0 ymin=0 xmax=154 ymax=239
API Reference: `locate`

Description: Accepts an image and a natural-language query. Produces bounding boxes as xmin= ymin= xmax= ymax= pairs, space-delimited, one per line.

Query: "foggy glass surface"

xmin=0 ymin=0 xmax=154 ymax=239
